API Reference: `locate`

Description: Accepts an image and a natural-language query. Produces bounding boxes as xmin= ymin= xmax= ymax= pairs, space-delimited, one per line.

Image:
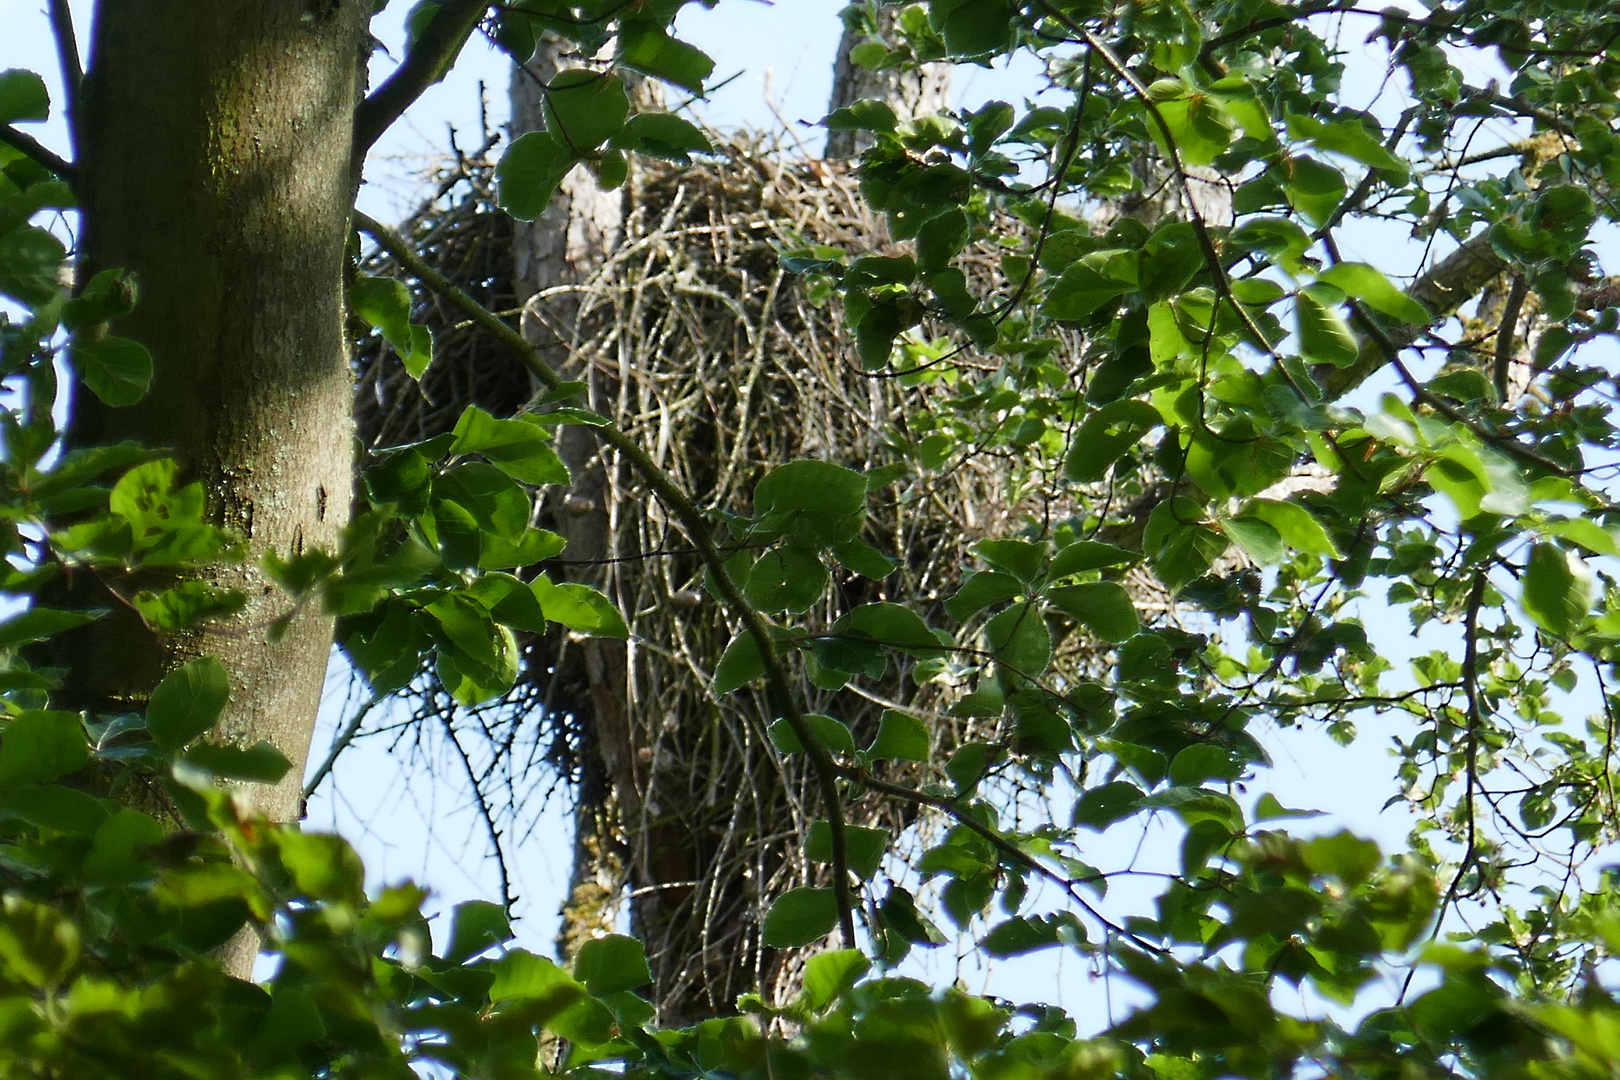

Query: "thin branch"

xmin=353 ymin=0 xmax=489 ymax=167
xmin=303 ymin=696 xmax=382 ymax=801
xmin=47 ymin=0 xmax=82 ymax=156
xmin=355 ymin=211 xmax=859 ymax=949
xmin=443 ymin=714 xmax=516 ymax=914
xmin=841 ymin=764 xmax=1169 ymax=957
xmin=1492 ymin=275 xmax=1529 ymax=401
xmin=0 ymin=124 xmax=75 ymax=187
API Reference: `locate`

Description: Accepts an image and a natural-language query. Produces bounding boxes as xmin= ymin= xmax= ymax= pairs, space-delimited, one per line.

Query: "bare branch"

xmin=48 ymin=0 xmax=82 ymax=154
xmin=0 ymin=123 xmax=75 ymax=187
xmin=353 ymin=0 xmax=489 ymax=167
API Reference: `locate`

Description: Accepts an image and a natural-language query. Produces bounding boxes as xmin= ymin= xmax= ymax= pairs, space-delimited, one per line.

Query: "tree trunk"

xmin=510 ymin=6 xmax=954 ymax=1026
xmin=824 ymin=6 xmax=951 ymax=159
xmin=70 ymin=1 xmax=366 ymax=831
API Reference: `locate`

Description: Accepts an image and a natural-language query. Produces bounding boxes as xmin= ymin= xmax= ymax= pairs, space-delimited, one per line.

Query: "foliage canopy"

xmin=2 ymin=0 xmax=1620 ymax=1076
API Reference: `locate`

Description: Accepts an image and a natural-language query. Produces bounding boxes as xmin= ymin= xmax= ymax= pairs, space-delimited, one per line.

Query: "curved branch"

xmin=353 ymin=0 xmax=489 ymax=167
xmin=0 ymin=124 xmax=75 ymax=187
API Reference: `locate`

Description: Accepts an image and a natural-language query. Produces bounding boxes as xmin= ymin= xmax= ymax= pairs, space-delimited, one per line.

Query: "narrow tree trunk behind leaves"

xmin=509 ymin=38 xmax=640 ymax=965
xmin=69 ymin=2 xmax=365 ymax=840
xmin=514 ymin=9 xmax=951 ymax=1023
xmin=824 ymin=7 xmax=951 ymax=159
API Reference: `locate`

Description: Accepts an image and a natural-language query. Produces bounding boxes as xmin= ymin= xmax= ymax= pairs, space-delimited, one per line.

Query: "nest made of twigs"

xmin=351 ymin=132 xmax=1118 ymax=1020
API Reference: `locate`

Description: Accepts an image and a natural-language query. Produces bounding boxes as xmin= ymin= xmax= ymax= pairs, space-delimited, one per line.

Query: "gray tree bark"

xmin=69 ymin=1 xmax=367 ymax=834
xmin=824 ymin=6 xmax=951 ymax=159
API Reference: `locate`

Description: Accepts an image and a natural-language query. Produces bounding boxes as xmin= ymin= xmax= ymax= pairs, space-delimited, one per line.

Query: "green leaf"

xmin=426 ymin=594 xmax=518 ymax=705
xmin=982 ymin=912 xmax=1084 ymax=957
xmin=855 ymin=304 xmax=902 ymax=370
xmin=1286 ymin=112 xmax=1408 ymax=180
xmin=1243 ymin=498 xmax=1342 ymax=558
xmin=831 ymin=537 xmax=897 ymax=580
xmin=147 ymin=658 xmax=230 ymax=752
xmin=1282 ymin=155 xmax=1347 ymax=226
xmin=573 ymin=934 xmax=653 ymax=995
xmin=132 ymin=581 xmax=246 ymax=631
xmin=464 ymin=572 xmax=548 ymax=634
xmin=1065 ymin=401 xmax=1161 ymax=483
xmin=1220 ymin=514 xmax=1284 ymax=564
xmin=1182 ymin=818 xmax=1232 ymax=875
xmin=796 ymin=713 xmax=857 ymax=755
xmin=435 ymin=461 xmax=532 ymax=543
xmin=179 ymin=741 xmax=292 ymax=784
xmin=491 ymin=949 xmax=583 ymax=1003
xmin=445 ymin=899 xmax=513 ymax=963
xmin=976 ymin=538 xmax=1045 ymax=583
xmin=0 ymin=607 xmax=98 ymax=651
xmin=0 ymin=712 xmax=90 ymax=789
xmin=762 ymin=887 xmax=840 ymax=947
xmin=806 ymin=821 xmax=888 ymax=880
xmin=350 ymin=275 xmax=434 ymax=378
xmin=1522 ymin=542 xmax=1591 ymax=638
xmin=545 ymin=69 xmax=629 ymax=152
xmin=945 ymin=571 xmax=1023 ymax=622
xmin=1046 ymin=581 xmax=1140 ymax=643
xmin=946 ymin=742 xmax=997 ymax=792
xmin=1144 ymin=497 xmax=1227 ymax=589
xmin=1296 ymin=285 xmax=1358 ymax=367
xmin=497 ymin=131 xmax=572 ymax=221
xmin=1042 ymin=252 xmax=1134 ymax=322
xmin=932 ymin=0 xmax=1017 ymax=57
xmin=769 ymin=713 xmax=857 ymax=756
xmin=827 ymin=97 xmax=899 ymax=134
xmin=615 ymin=112 xmax=712 ymax=162
xmin=745 ymin=545 xmax=829 ymax=613
xmin=0 ymin=70 xmax=49 ymax=124
xmin=714 ymin=630 xmax=766 ymax=695
xmin=3 ymin=784 xmax=109 ymax=835
xmin=1302 ymin=831 xmax=1381 ymax=886
xmin=274 ymin=831 xmax=365 ymax=903
xmin=1047 ymin=540 xmax=1139 ymax=578
xmin=1255 ymin=792 xmax=1326 ymax=820
xmin=532 ymin=576 xmax=627 ymax=638
xmin=478 ymin=525 xmax=567 ymax=570
xmin=1145 ymin=78 xmax=1234 ymax=167
xmin=71 ymin=334 xmax=154 ymax=406
xmin=1074 ymin=781 xmax=1144 ymax=828
xmin=83 ymin=808 xmax=164 ymax=882
xmin=616 ymin=22 xmax=714 ymax=94
xmin=835 ymin=602 xmax=945 ymax=655
xmin=0 ymin=224 xmax=65 ymax=306
xmin=984 ymin=602 xmax=1051 ymax=676
xmin=1168 ymin=743 xmax=1244 ymax=786
xmin=1230 ymin=216 xmax=1312 ymax=274
xmin=800 ymin=949 xmax=870 ymax=1011
xmin=0 ymin=895 xmax=79 ymax=989
xmin=450 ymin=406 xmax=569 ymax=486
xmin=867 ymin=709 xmax=930 ymax=762
xmin=1318 ymin=262 xmax=1430 ymax=326
xmin=753 ymin=460 xmax=867 ymax=545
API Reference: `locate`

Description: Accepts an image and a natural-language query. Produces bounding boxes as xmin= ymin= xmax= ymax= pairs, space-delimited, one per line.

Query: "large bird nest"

xmin=349 ymin=131 xmax=1126 ymax=1019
